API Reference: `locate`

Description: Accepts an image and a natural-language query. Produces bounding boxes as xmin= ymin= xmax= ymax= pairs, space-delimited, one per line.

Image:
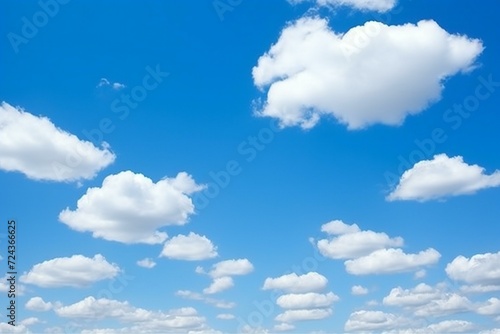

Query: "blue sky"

xmin=1 ymin=0 xmax=500 ymax=333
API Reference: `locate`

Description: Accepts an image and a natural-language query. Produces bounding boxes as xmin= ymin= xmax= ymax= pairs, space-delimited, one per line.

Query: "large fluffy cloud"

xmin=262 ymin=272 xmax=328 ymax=293
xmin=20 ymin=254 xmax=120 ymax=288
xmin=59 ymin=171 xmax=204 ymax=244
xmin=0 ymin=102 xmax=115 ymax=181
xmin=288 ymin=0 xmax=397 ymax=12
xmin=160 ymin=232 xmax=218 ymax=261
xmin=252 ymin=18 xmax=483 ymax=129
xmin=387 ymin=154 xmax=500 ymax=201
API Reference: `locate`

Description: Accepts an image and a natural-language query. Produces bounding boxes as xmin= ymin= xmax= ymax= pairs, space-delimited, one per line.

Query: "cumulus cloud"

xmin=160 ymin=232 xmax=218 ymax=261
xmin=345 ymin=248 xmax=441 ymax=275
xmin=414 ymin=293 xmax=472 ymax=318
xmin=344 ymin=310 xmax=407 ymax=332
xmin=203 ymin=277 xmax=234 ymax=294
xmin=383 ymin=283 xmax=441 ymax=307
xmin=216 ymin=313 xmax=235 ymax=320
xmin=20 ymin=254 xmax=120 ymax=288
xmin=252 ymin=18 xmax=483 ymax=130
xmin=25 ymin=297 xmax=54 ymax=312
xmin=59 ymin=171 xmax=204 ymax=244
xmin=387 ymin=154 xmax=500 ymax=201
xmin=446 ymin=252 xmax=500 ymax=287
xmin=205 ymin=259 xmax=254 ymax=278
xmin=0 ymin=102 xmax=115 ymax=182
xmin=427 ymin=320 xmax=475 ymax=333
xmin=176 ymin=290 xmax=236 ymax=309
xmin=196 ymin=258 xmax=254 ymax=295
xmin=276 ymin=292 xmax=339 ymax=309
xmin=351 ymin=285 xmax=369 ymax=295
xmin=288 ymin=0 xmax=397 ymax=12
xmin=54 ymin=296 xmax=206 ymax=332
xmin=262 ymin=272 xmax=328 ymax=293
xmin=317 ymin=220 xmax=403 ymax=259
xmin=275 ymin=308 xmax=332 ymax=323
xmin=476 ymin=298 xmax=500 ymax=316
xmin=136 ymin=258 xmax=156 ymax=269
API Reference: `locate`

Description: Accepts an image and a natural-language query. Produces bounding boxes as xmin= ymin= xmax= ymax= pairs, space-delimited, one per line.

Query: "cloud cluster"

xmin=0 ymin=102 xmax=115 ymax=182
xmin=262 ymin=272 xmax=338 ymax=328
xmin=252 ymin=18 xmax=483 ymax=129
xmin=194 ymin=259 xmax=254 ymax=294
xmin=317 ymin=220 xmax=440 ymax=275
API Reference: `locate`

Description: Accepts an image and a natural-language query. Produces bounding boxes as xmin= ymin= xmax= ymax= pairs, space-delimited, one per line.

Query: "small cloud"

xmin=351 ymin=285 xmax=369 ymax=295
xmin=137 ymin=258 xmax=156 ymax=269
xmin=160 ymin=232 xmax=218 ymax=261
xmin=414 ymin=269 xmax=427 ymax=279
xmin=216 ymin=313 xmax=235 ymax=320
xmin=97 ymin=77 xmax=125 ymax=90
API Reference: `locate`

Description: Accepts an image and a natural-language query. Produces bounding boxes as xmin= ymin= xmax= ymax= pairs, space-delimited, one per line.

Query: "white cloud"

xmin=0 ymin=274 xmax=26 ymax=295
xmin=413 ymin=293 xmax=471 ymax=317
xmin=275 ymin=308 xmax=332 ymax=323
xmin=160 ymin=232 xmax=218 ymax=260
xmin=97 ymin=78 xmax=125 ymax=90
xmin=262 ymin=272 xmax=328 ymax=293
xmin=460 ymin=284 xmax=500 ymax=294
xmin=414 ymin=269 xmax=427 ymax=279
xmin=476 ymin=298 xmax=500 ymax=315
xmin=205 ymin=259 xmax=254 ymax=278
xmin=345 ymin=248 xmax=441 ymax=275
xmin=344 ymin=310 xmax=407 ymax=332
xmin=203 ymin=276 xmax=234 ymax=294
xmin=288 ymin=0 xmax=397 ymax=12
xmin=480 ymin=329 xmax=500 ymax=334
xmin=20 ymin=254 xmax=120 ymax=288
xmin=59 ymin=171 xmax=204 ymax=244
xmin=276 ymin=292 xmax=339 ymax=309
xmin=136 ymin=258 xmax=156 ymax=269
xmin=383 ymin=283 xmax=473 ymax=318
xmin=197 ymin=258 xmax=254 ymax=295
xmin=25 ymin=297 xmax=54 ymax=311
xmin=55 ymin=296 xmax=207 ymax=332
xmin=0 ymin=322 xmax=30 ymax=333
xmin=351 ymin=285 xmax=369 ymax=295
xmin=446 ymin=252 xmax=500 ymax=285
xmin=317 ymin=220 xmax=403 ymax=259
xmin=383 ymin=283 xmax=441 ymax=307
xmin=0 ymin=102 xmax=115 ymax=182
xmin=273 ymin=323 xmax=295 ymax=331
xmin=176 ymin=290 xmax=236 ymax=309
xmin=427 ymin=320 xmax=475 ymax=333
xmin=387 ymin=154 xmax=500 ymax=201
xmin=252 ymin=18 xmax=483 ymax=130
xmin=216 ymin=313 xmax=235 ymax=320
